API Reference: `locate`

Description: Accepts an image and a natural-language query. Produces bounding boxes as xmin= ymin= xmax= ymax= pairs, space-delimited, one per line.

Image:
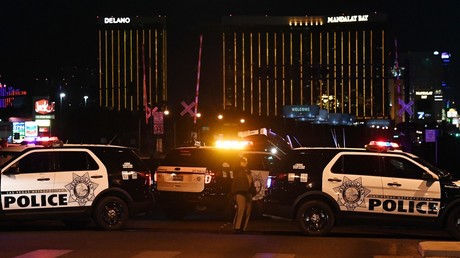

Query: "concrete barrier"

xmin=418 ymin=241 xmax=460 ymax=257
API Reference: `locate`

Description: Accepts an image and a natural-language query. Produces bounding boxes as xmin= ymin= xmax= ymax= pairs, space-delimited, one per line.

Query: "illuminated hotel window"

xmin=222 ymin=14 xmax=390 ymax=119
xmin=97 ymin=16 xmax=167 ymax=112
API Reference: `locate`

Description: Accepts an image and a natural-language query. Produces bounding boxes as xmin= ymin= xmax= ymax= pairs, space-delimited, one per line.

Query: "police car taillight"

xmin=205 ymin=170 xmax=215 ymax=184
xmin=366 ymin=141 xmax=400 ymax=151
xmin=137 ymin=171 xmax=152 ymax=187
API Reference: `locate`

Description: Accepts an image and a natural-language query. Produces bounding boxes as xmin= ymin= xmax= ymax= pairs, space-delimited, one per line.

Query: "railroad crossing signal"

xmin=180 ymin=101 xmax=196 ymax=117
xmin=145 ymin=106 xmax=158 ymax=124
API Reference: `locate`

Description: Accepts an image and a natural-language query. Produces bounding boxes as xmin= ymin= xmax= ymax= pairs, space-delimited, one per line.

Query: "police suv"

xmin=263 ymin=141 xmax=460 ymax=239
xmin=154 ymin=144 xmax=282 ymax=219
xmin=0 ymin=142 xmax=154 ymax=230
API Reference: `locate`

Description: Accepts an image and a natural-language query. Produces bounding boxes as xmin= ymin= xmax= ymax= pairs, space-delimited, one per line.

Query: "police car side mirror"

xmin=422 ymin=172 xmax=436 ymax=181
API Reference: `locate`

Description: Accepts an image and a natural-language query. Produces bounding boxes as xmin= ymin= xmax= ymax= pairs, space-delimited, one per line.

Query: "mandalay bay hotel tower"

xmin=221 ymin=13 xmax=394 ymax=120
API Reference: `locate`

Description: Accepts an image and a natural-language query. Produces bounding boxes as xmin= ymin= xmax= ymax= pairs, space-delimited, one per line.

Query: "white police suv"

xmin=263 ymin=141 xmax=460 ymax=239
xmin=0 ymin=142 xmax=154 ymax=230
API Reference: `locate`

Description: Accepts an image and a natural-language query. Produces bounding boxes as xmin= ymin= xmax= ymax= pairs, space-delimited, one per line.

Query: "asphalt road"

xmin=0 ymin=212 xmax=454 ymax=258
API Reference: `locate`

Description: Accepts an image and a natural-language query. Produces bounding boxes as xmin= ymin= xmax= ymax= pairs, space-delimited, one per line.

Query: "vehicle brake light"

xmin=138 ymin=171 xmax=152 ymax=187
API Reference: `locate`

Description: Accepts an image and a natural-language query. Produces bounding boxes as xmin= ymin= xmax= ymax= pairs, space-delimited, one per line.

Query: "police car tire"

xmin=447 ymin=207 xmax=460 ymax=240
xmin=296 ymin=200 xmax=334 ymax=236
xmin=94 ymin=196 xmax=129 ymax=230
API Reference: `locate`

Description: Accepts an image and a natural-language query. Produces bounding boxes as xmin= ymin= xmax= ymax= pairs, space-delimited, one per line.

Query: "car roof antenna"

xmin=109 ymin=135 xmax=118 ymax=145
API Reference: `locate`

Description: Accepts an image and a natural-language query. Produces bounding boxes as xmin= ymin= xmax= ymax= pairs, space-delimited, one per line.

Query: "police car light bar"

xmin=366 ymin=141 xmax=400 ymax=151
xmin=23 ymin=136 xmax=62 ymax=147
xmin=215 ymin=140 xmax=251 ymax=149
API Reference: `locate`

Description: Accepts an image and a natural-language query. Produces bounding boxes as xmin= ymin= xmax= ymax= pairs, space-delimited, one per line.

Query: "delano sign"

xmin=104 ymin=17 xmax=131 ymax=24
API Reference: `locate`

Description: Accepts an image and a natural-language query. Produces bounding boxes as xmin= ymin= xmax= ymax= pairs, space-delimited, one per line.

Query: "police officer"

xmin=231 ymin=156 xmax=255 ymax=233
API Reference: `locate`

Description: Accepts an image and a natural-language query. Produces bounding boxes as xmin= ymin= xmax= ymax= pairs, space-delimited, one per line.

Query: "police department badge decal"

xmin=65 ymin=173 xmax=99 ymax=206
xmin=333 ymin=176 xmax=370 ymax=211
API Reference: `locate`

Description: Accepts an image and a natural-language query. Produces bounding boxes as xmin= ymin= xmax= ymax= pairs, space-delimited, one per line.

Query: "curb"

xmin=418 ymin=241 xmax=460 ymax=257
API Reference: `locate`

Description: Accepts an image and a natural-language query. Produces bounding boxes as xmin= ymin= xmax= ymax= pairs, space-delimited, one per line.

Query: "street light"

xmin=60 ymin=92 xmax=66 ymax=102
xmin=59 ymin=93 xmax=66 ymax=111
xmin=83 ymin=95 xmax=88 ymax=107
xmin=59 ymin=92 xmax=66 ymax=138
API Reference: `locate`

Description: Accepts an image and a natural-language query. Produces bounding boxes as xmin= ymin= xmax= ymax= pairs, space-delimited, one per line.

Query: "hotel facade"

xmin=221 ymin=14 xmax=392 ymax=120
xmin=97 ymin=16 xmax=167 ymax=112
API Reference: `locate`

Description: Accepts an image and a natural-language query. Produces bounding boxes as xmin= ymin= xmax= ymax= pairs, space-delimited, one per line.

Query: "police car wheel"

xmin=447 ymin=207 xmax=460 ymax=240
xmin=94 ymin=196 xmax=129 ymax=230
xmin=296 ymin=200 xmax=334 ymax=236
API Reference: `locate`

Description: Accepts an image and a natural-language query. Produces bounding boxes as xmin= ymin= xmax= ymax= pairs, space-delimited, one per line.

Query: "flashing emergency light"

xmin=215 ymin=140 xmax=251 ymax=149
xmin=23 ymin=136 xmax=55 ymax=142
xmin=23 ymin=136 xmax=62 ymax=147
xmin=366 ymin=141 xmax=400 ymax=151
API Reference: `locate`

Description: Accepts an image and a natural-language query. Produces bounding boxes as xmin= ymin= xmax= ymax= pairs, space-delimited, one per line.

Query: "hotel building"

xmin=221 ymin=14 xmax=392 ymax=120
xmin=97 ymin=16 xmax=167 ymax=112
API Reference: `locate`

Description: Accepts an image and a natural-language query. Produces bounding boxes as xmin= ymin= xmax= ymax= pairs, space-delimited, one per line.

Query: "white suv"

xmin=0 ymin=143 xmax=154 ymax=230
xmin=263 ymin=141 xmax=460 ymax=239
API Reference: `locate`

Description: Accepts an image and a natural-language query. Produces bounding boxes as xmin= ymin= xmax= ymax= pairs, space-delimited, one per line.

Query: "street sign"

xmin=153 ymin=124 xmax=164 ymax=135
xmin=153 ymin=111 xmax=164 ymax=135
xmin=425 ymin=129 xmax=437 ymax=143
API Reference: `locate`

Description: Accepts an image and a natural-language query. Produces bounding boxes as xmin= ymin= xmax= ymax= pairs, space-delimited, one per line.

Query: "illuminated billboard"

xmin=34 ymin=97 xmax=55 ymax=119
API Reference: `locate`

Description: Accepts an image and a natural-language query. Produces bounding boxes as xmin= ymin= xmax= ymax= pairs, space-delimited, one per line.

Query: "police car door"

xmin=323 ymin=152 xmax=384 ymax=214
xmin=1 ymin=150 xmax=56 ymax=211
xmin=380 ymin=154 xmax=440 ymax=217
xmin=52 ymin=149 xmax=108 ymax=208
xmin=244 ymin=153 xmax=279 ymax=201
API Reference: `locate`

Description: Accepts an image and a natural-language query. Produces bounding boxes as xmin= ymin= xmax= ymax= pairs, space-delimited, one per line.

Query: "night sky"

xmin=1 ymin=0 xmax=459 ymax=109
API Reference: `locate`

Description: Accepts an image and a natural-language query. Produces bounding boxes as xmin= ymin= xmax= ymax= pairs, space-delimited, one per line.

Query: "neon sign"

xmin=327 ymin=15 xmax=369 ymax=23
xmin=35 ymin=99 xmax=55 ymax=114
xmin=104 ymin=17 xmax=131 ymax=24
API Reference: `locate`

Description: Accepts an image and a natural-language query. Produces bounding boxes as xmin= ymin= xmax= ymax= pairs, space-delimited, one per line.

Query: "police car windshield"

xmin=413 ymin=157 xmax=452 ymax=179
